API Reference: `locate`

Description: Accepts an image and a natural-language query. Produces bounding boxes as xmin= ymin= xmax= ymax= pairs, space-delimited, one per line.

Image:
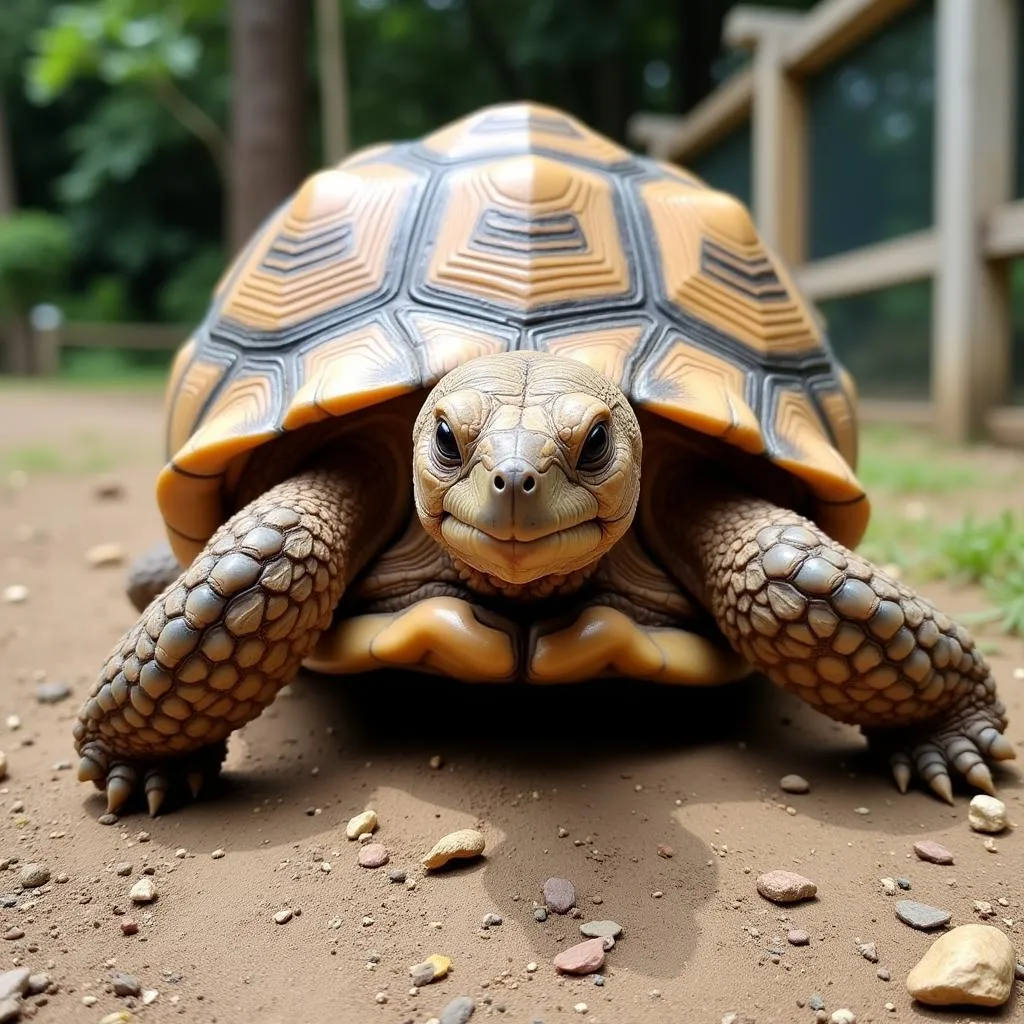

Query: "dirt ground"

xmin=0 ymin=386 xmax=1021 ymax=1024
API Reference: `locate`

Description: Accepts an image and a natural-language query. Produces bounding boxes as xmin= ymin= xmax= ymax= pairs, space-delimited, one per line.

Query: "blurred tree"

xmin=0 ymin=210 xmax=73 ymax=372
xmin=228 ymin=0 xmax=309 ymax=252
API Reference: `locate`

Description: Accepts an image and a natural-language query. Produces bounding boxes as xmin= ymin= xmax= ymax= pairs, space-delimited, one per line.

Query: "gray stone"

xmin=534 ymin=907 xmax=547 ymax=922
xmin=788 ymin=929 xmax=810 ymax=946
xmin=856 ymin=941 xmax=878 ymax=963
xmin=410 ymin=962 xmax=435 ymax=988
xmin=439 ymin=995 xmax=476 ymax=1024
xmin=542 ymin=876 xmax=576 ymax=914
xmin=895 ymin=900 xmax=951 ymax=931
xmin=0 ymin=969 xmax=28 ymax=1002
xmin=482 ymin=913 xmax=503 ymax=928
xmin=34 ymin=682 xmax=70 ymax=704
xmin=809 ymin=994 xmax=825 ymax=1011
xmin=780 ymin=774 xmax=810 ymax=794
xmin=112 ymin=972 xmax=141 ymax=997
xmin=25 ymin=975 xmax=48 ymax=996
xmin=17 ymin=864 xmax=49 ymax=888
xmin=580 ymin=920 xmax=622 ymax=939
xmin=896 ymin=877 xmax=911 ymax=890
xmin=387 ymin=869 xmax=406 ymax=883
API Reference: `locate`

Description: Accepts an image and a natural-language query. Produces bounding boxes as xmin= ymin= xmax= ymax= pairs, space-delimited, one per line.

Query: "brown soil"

xmin=0 ymin=386 xmax=1021 ymax=1024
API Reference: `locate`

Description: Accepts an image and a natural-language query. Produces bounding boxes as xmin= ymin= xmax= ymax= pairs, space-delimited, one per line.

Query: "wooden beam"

xmin=931 ymin=0 xmax=1017 ymax=442
xmin=794 ymin=230 xmax=938 ymax=301
xmin=784 ymin=0 xmax=921 ymax=76
xmin=983 ymin=198 xmax=1024 ymax=259
xmin=736 ymin=13 xmax=808 ymax=263
xmin=986 ymin=405 xmax=1024 ymax=447
xmin=626 ymin=70 xmax=753 ymax=163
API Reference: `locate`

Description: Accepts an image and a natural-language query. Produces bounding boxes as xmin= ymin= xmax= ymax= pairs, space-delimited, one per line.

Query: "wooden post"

xmin=724 ymin=7 xmax=809 ymax=264
xmin=932 ymin=0 xmax=1017 ymax=442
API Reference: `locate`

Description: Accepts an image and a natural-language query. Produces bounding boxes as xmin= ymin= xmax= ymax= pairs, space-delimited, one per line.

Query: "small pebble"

xmin=896 ymin=877 xmax=911 ymax=890
xmin=0 ymin=969 xmax=29 ymax=1002
xmin=357 ymin=843 xmax=389 ymax=868
xmin=345 ymin=808 xmax=378 ymax=840
xmin=895 ymin=899 xmax=951 ymax=930
xmin=880 ymin=877 xmax=898 ymax=896
xmin=114 ymin=863 xmax=132 ymax=877
xmin=25 ymin=973 xmax=48 ymax=996
xmin=422 ymin=828 xmax=486 ymax=870
xmin=273 ymin=909 xmax=292 ymax=924
xmin=93 ymin=475 xmax=125 ymax=500
xmin=876 ymin=968 xmax=890 ymax=981
xmin=543 ymin=877 xmax=576 ymax=914
xmin=410 ymin=962 xmax=436 ymax=987
xmin=656 ymin=844 xmax=674 ymax=858
xmin=968 ymin=795 xmax=1008 ymax=834
xmin=808 ymin=994 xmax=825 ymax=1010
xmin=913 ymin=840 xmax=954 ymax=865
xmin=579 ymin=920 xmax=622 ymax=939
xmin=787 ymin=929 xmax=810 ymax=946
xmin=856 ymin=942 xmax=878 ymax=963
xmin=533 ymin=908 xmax=547 ymax=922
xmin=121 ymin=920 xmax=138 ymax=936
xmin=830 ymin=1011 xmax=856 ymax=1024
xmin=112 ymin=972 xmax=141 ymax=997
xmin=429 ymin=754 xmax=443 ymax=769
xmin=211 ymin=849 xmax=225 ymax=859
xmin=2 ymin=928 xmax=23 ymax=941
xmin=387 ymin=869 xmax=406 ymax=883
xmin=574 ymin=1003 xmax=587 ymax=1014
xmin=553 ymin=938 xmax=606 ymax=975
xmin=756 ymin=870 xmax=817 ymax=904
xmin=34 ymin=681 xmax=70 ymax=704
xmin=439 ymin=995 xmax=476 ymax=1024
xmin=780 ymin=774 xmax=810 ymax=794
xmin=482 ymin=913 xmax=503 ymax=928
xmin=2 ymin=586 xmax=28 ymax=605
xmin=129 ymin=878 xmax=157 ymax=903
xmin=85 ymin=542 xmax=127 ymax=568
xmin=18 ymin=863 xmax=50 ymax=888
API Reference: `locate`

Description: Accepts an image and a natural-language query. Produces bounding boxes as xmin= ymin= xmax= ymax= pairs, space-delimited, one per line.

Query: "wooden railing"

xmin=628 ymin=0 xmax=1024 ymax=446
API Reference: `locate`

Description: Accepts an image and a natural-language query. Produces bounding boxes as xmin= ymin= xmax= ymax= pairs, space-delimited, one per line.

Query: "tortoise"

xmin=73 ymin=101 xmax=1014 ymax=818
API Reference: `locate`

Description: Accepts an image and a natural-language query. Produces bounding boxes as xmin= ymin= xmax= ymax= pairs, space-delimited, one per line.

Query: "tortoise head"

xmin=411 ymin=350 xmax=642 ymax=585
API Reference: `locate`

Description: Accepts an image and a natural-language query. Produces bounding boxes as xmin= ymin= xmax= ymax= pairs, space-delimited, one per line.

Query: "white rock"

xmin=129 ymin=878 xmax=157 ymax=903
xmin=830 ymin=1011 xmax=856 ymax=1024
xmin=968 ymin=795 xmax=1008 ymax=834
xmin=421 ymin=827 xmax=486 ymax=870
xmin=906 ymin=923 xmax=1015 ymax=1007
xmin=2 ymin=586 xmax=27 ymax=605
xmin=345 ymin=808 xmax=377 ymax=840
xmin=85 ymin=542 xmax=126 ymax=568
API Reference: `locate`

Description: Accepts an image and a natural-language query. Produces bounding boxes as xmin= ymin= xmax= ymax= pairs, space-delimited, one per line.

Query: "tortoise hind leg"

xmin=74 ymin=453 xmax=402 ymax=818
xmin=126 ymin=540 xmax=182 ymax=612
xmin=657 ymin=485 xmax=1015 ymax=803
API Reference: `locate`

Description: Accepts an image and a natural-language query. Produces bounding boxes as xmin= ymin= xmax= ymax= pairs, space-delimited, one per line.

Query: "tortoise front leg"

xmin=73 ymin=454 xmax=401 ymax=818
xmin=657 ymin=487 xmax=1015 ymax=804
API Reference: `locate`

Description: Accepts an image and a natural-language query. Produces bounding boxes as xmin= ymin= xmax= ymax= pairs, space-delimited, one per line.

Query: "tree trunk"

xmin=0 ymin=91 xmax=21 ymax=375
xmin=228 ymin=0 xmax=309 ymax=255
xmin=315 ymin=0 xmax=349 ymax=165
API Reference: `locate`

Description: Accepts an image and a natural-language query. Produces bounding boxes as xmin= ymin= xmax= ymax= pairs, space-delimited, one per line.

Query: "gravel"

xmin=543 ymin=876 xmax=576 ymax=914
xmin=439 ymin=995 xmax=476 ymax=1024
xmin=780 ymin=774 xmax=810 ymax=794
xmin=756 ymin=870 xmax=817 ymax=904
xmin=913 ymin=840 xmax=954 ymax=865
xmin=787 ymin=929 xmax=810 ymax=946
xmin=112 ymin=972 xmax=141 ymax=997
xmin=357 ymin=843 xmax=389 ymax=868
xmin=895 ymin=900 xmax=952 ymax=930
xmin=579 ymin=920 xmax=622 ymax=939
xmin=34 ymin=682 xmax=70 ymax=704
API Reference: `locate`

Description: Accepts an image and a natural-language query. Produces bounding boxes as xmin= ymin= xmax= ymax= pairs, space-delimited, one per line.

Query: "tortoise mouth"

xmin=440 ymin=515 xmax=604 ymax=584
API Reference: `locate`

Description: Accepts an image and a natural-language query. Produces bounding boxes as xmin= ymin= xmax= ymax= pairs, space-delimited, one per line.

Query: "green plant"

xmin=0 ymin=209 xmax=74 ymax=315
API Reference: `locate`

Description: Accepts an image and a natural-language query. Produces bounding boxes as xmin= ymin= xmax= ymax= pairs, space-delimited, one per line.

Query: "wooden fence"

xmin=629 ymin=0 xmax=1024 ymax=446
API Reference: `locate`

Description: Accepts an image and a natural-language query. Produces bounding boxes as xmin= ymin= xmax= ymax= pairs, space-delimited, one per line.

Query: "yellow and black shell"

xmin=159 ymin=101 xmax=868 ymax=568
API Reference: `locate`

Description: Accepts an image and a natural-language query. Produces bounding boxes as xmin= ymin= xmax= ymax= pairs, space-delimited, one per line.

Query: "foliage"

xmin=0 ymin=210 xmax=74 ymax=314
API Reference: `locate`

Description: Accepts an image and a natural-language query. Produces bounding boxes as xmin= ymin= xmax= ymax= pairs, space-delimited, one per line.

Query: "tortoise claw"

xmin=144 ymin=768 xmax=170 ymax=817
xmin=186 ymin=772 xmax=204 ymax=800
xmin=105 ymin=764 xmax=138 ymax=814
xmin=78 ymin=755 xmax=104 ymax=784
xmin=890 ymin=753 xmax=912 ymax=795
xmin=965 ymin=762 xmax=996 ymax=796
xmin=926 ymin=771 xmax=954 ymax=806
xmin=986 ymin=733 xmax=1016 ymax=761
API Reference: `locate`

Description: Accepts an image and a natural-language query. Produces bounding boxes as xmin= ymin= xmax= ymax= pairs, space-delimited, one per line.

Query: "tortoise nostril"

xmin=522 ymin=475 xmax=536 ymax=493
xmin=493 ymin=474 xmax=506 ymax=492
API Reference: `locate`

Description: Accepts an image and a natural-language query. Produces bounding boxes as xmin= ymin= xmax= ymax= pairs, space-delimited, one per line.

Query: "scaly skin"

xmin=74 ymin=456 xmax=401 ymax=816
xmin=660 ymin=488 xmax=1015 ymax=803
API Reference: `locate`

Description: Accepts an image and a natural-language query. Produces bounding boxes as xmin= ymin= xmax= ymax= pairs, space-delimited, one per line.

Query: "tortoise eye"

xmin=434 ymin=418 xmax=461 ymax=465
xmin=578 ymin=422 xmax=610 ymax=470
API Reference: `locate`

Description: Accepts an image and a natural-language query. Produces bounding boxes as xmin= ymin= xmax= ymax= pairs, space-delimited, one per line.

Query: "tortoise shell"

xmin=158 ymin=101 xmax=868 ymax=568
